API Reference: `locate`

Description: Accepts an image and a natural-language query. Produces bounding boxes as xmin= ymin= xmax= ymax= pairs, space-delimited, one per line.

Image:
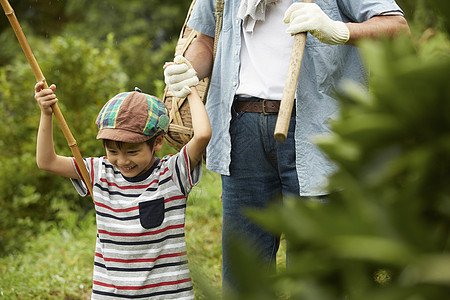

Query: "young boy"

xmin=34 ymin=56 xmax=211 ymax=299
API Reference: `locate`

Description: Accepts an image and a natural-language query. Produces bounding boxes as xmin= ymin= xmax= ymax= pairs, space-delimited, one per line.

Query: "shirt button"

xmin=235 ymin=50 xmax=238 ymax=55
xmin=235 ymin=19 xmax=239 ymax=25
xmin=233 ymin=82 xmax=237 ymax=86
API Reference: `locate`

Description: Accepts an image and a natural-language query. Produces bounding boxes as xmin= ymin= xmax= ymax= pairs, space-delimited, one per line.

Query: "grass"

xmin=185 ymin=169 xmax=223 ymax=299
xmin=0 ymin=215 xmax=95 ymax=299
xmin=0 ymin=168 xmax=286 ymax=299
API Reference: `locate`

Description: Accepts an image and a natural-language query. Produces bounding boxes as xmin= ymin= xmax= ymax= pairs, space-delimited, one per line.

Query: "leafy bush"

xmin=0 ymin=0 xmax=191 ymax=93
xmin=0 ymin=0 xmax=190 ymax=255
xmin=0 ymin=35 xmax=127 ymax=253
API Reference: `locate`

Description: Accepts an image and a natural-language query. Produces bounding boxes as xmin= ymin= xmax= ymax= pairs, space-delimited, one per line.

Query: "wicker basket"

xmin=163 ymin=0 xmax=210 ymax=152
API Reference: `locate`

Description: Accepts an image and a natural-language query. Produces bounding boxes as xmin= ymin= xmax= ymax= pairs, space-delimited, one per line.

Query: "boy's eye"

xmin=128 ymin=151 xmax=138 ymax=155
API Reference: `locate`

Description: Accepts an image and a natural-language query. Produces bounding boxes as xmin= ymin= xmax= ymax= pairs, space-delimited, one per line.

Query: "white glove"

xmin=283 ymin=3 xmax=350 ymax=45
xmin=164 ymin=55 xmax=199 ymax=98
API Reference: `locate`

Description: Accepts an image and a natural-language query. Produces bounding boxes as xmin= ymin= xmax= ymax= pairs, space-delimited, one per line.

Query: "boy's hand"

xmin=164 ymin=55 xmax=199 ymax=99
xmin=34 ymin=81 xmax=58 ymax=115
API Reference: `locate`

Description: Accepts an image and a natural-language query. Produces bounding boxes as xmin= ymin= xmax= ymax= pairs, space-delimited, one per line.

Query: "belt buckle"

xmin=262 ymin=99 xmax=270 ymax=115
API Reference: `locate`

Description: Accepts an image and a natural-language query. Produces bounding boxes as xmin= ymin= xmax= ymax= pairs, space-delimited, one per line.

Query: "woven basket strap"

xmin=213 ymin=0 xmax=224 ymax=60
xmin=181 ymin=0 xmax=197 ymax=39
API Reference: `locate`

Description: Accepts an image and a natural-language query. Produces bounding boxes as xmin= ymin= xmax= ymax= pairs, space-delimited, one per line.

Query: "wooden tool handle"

xmin=274 ymin=0 xmax=313 ymax=142
xmin=0 ymin=0 xmax=12 ymax=15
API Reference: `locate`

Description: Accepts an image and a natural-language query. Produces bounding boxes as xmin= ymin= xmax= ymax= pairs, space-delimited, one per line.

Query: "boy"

xmin=34 ymin=56 xmax=211 ymax=299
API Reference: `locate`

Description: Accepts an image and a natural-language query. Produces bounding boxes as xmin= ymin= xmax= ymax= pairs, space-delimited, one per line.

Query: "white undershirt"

xmin=236 ymin=0 xmax=294 ymax=100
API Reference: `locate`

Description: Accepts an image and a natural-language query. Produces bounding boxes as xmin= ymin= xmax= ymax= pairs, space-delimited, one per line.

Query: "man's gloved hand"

xmin=164 ymin=55 xmax=199 ymax=98
xmin=283 ymin=3 xmax=350 ymax=45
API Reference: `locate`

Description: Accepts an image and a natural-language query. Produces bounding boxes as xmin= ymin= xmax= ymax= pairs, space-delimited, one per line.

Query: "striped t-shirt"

xmin=71 ymin=145 xmax=201 ymax=299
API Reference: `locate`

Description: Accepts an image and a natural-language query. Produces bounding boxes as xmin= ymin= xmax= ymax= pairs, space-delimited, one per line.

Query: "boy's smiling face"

xmin=105 ymin=140 xmax=159 ymax=178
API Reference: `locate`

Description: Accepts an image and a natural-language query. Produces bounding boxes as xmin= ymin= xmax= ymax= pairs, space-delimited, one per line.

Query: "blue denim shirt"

xmin=188 ymin=0 xmax=403 ymax=196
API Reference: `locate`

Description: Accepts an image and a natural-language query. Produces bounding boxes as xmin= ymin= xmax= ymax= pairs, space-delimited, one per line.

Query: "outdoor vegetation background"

xmin=0 ymin=0 xmax=449 ymax=299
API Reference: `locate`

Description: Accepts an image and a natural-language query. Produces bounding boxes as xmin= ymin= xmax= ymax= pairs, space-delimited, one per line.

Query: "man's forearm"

xmin=184 ymin=32 xmax=215 ymax=80
xmin=345 ymin=15 xmax=410 ymax=45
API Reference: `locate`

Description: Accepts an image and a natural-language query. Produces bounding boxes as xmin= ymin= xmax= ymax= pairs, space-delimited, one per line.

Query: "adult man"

xmin=165 ymin=0 xmax=409 ymax=290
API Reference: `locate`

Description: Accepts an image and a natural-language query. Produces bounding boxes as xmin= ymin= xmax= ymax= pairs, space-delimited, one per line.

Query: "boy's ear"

xmin=153 ymin=135 xmax=164 ymax=152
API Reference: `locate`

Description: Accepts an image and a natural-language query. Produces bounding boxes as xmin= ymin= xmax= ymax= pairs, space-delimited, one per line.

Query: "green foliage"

xmin=396 ymin=0 xmax=449 ymax=34
xmin=0 ymin=0 xmax=190 ymax=92
xmin=0 ymin=212 xmax=96 ymax=299
xmin=0 ymin=0 xmax=190 ymax=253
xmin=59 ymin=0 xmax=188 ymax=92
xmin=228 ymin=30 xmax=450 ymax=300
xmin=0 ymin=34 xmax=128 ymax=253
xmin=186 ymin=169 xmax=223 ymax=299
xmin=0 ymin=0 xmax=188 ymax=254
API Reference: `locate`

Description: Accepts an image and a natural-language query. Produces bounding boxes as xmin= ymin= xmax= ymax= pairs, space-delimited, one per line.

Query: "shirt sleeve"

xmin=70 ymin=157 xmax=99 ymax=197
xmin=167 ymin=145 xmax=203 ymax=196
xmin=338 ymin=0 xmax=404 ymax=23
xmin=186 ymin=0 xmax=217 ymax=37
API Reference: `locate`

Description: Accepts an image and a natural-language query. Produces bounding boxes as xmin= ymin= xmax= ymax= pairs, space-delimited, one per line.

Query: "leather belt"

xmin=234 ymin=96 xmax=295 ymax=116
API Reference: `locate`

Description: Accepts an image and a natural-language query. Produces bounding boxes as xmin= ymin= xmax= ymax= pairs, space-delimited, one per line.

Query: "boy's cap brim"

xmin=97 ymin=128 xmax=153 ymax=143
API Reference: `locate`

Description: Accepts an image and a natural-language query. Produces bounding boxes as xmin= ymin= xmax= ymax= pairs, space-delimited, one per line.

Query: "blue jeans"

xmin=221 ymin=100 xmax=299 ymax=290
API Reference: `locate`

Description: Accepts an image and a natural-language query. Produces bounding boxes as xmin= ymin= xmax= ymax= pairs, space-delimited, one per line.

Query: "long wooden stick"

xmin=274 ymin=0 xmax=314 ymax=142
xmin=0 ymin=0 xmax=94 ymax=201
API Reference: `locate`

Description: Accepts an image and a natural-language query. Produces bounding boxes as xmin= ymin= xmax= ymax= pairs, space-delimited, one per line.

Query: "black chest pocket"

xmin=139 ymin=198 xmax=165 ymax=229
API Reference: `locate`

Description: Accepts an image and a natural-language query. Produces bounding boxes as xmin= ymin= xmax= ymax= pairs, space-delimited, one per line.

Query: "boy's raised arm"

xmin=164 ymin=56 xmax=212 ymax=171
xmin=185 ymin=86 xmax=211 ymax=170
xmin=35 ymin=81 xmax=80 ymax=179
